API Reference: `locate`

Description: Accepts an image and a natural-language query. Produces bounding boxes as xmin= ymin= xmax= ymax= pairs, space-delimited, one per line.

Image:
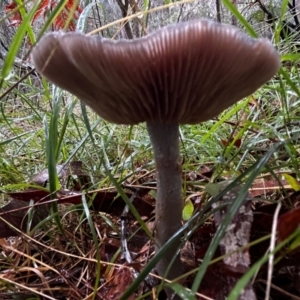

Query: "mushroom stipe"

xmin=32 ymin=19 xmax=280 ymax=298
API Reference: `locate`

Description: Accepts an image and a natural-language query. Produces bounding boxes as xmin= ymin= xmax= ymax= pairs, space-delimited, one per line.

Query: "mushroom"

xmin=31 ymin=19 xmax=280 ymax=295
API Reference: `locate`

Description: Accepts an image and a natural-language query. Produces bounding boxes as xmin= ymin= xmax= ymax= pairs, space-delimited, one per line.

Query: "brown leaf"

xmin=0 ymin=199 xmax=49 ymax=238
xmin=249 ymin=178 xmax=289 ymax=197
xmin=221 ymin=137 xmax=242 ymax=148
xmin=3 ymin=189 xmax=153 ymax=238
xmin=278 ymin=207 xmax=300 ymax=243
xmin=7 ymin=190 xmax=51 ymax=202
xmin=31 ymin=161 xmax=89 ymax=187
xmin=199 ymin=263 xmax=256 ymax=300
xmin=102 ymin=268 xmax=136 ymax=300
xmin=7 ymin=189 xmax=153 ymax=218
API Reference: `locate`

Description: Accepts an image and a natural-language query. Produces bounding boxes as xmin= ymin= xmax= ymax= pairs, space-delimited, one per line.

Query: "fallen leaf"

xmin=278 ymin=207 xmax=300 ymax=243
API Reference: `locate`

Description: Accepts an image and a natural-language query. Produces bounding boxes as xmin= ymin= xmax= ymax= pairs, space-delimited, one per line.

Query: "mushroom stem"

xmin=146 ymin=121 xmax=183 ymax=282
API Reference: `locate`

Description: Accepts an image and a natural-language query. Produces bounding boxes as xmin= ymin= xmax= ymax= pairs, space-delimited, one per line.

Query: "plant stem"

xmin=146 ymin=121 xmax=183 ymax=286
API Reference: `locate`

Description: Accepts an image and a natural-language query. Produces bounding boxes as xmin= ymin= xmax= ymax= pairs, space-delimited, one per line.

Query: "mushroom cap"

xmin=32 ymin=19 xmax=280 ymax=125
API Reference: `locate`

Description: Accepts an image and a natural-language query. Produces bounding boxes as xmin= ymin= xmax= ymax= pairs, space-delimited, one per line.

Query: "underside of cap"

xmin=31 ymin=19 xmax=280 ymax=125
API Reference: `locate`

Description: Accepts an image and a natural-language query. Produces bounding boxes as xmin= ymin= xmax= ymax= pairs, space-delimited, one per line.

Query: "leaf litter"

xmin=0 ymin=161 xmax=300 ymax=299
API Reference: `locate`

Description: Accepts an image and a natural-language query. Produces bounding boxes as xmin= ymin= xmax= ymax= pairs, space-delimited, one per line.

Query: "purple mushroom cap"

xmin=32 ymin=19 xmax=280 ymax=125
